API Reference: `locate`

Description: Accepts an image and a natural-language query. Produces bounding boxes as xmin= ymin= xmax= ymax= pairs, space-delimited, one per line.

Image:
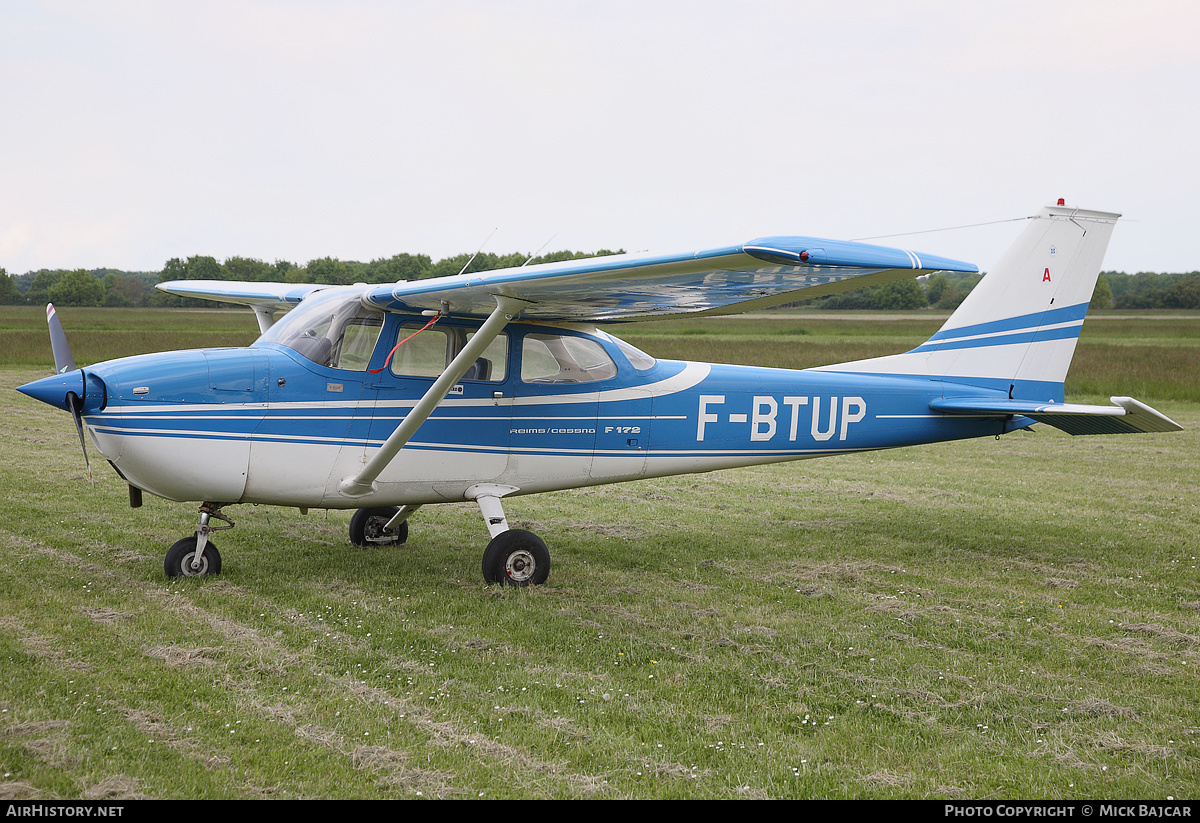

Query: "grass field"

xmin=0 ymin=307 xmax=1197 ymax=799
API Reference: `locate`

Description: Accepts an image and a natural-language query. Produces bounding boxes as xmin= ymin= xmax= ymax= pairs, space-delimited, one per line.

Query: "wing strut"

xmin=337 ymin=295 xmax=525 ymax=498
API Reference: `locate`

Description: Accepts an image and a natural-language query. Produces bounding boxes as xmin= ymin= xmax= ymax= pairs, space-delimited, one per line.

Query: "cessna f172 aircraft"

xmin=17 ymin=203 xmax=1182 ymax=586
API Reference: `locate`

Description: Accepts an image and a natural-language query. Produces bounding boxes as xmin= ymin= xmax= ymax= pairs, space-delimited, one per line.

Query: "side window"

xmin=389 ymin=326 xmax=451 ymax=378
xmin=334 ymin=316 xmax=383 ymax=371
xmin=521 ymin=333 xmax=617 ymax=383
xmin=388 ymin=324 xmax=507 ymax=382
xmin=464 ymin=330 xmax=508 ymax=382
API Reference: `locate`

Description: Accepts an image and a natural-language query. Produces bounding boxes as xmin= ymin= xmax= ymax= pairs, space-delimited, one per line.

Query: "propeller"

xmin=46 ymin=304 xmax=93 ymax=484
xmin=47 ymin=303 xmax=76 ymax=374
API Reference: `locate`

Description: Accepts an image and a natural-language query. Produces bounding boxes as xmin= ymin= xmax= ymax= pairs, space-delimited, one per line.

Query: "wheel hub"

xmin=504 ymin=549 xmax=536 ymax=583
xmin=181 ymin=552 xmax=208 ymax=576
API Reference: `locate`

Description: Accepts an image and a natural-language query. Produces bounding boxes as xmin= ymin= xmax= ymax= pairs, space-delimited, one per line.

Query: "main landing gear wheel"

xmin=164 ymin=536 xmax=222 ymax=577
xmin=349 ymin=506 xmax=409 ymax=547
xmin=482 ymin=529 xmax=550 ymax=587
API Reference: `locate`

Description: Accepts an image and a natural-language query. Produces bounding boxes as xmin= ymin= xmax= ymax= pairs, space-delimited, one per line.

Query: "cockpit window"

xmin=337 ymin=316 xmax=384 ymax=371
xmin=388 ymin=323 xmax=508 ymax=382
xmin=256 ymin=289 xmax=383 ymax=371
xmin=521 ymin=332 xmax=617 ymax=383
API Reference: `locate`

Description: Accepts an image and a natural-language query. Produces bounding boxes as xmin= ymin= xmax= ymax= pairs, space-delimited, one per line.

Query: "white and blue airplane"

xmin=17 ymin=203 xmax=1181 ymax=585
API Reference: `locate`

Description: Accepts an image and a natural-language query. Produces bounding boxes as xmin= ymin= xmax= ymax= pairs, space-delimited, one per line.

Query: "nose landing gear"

xmin=164 ymin=502 xmax=232 ymax=578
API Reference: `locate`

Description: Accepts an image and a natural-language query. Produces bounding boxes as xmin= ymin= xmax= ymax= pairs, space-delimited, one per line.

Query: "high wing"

xmin=154 ymin=281 xmax=330 ymax=332
xmin=157 ymin=236 xmax=976 ymax=324
xmin=359 ymin=237 xmax=977 ymax=321
xmin=154 ymin=280 xmax=327 ymax=309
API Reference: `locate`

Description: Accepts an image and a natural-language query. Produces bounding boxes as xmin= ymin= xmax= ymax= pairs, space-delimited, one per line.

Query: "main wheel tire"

xmin=349 ymin=506 xmax=409 ymax=547
xmin=481 ymin=529 xmax=550 ymax=587
xmin=164 ymin=536 xmax=222 ymax=578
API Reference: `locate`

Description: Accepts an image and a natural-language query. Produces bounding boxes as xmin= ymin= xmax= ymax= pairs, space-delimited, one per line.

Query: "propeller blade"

xmin=66 ymin=392 xmax=94 ymax=486
xmin=43 ymin=305 xmax=92 ymax=484
xmin=47 ymin=303 xmax=77 ymax=375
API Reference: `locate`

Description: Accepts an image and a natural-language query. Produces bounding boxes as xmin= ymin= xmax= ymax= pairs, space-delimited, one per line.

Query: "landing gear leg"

xmin=469 ymin=484 xmax=550 ymax=587
xmin=165 ymin=502 xmax=233 ymax=577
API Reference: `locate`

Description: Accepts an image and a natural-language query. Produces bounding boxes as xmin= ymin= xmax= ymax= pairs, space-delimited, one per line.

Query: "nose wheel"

xmin=164 ymin=536 xmax=222 ymax=577
xmin=164 ymin=502 xmax=232 ymax=578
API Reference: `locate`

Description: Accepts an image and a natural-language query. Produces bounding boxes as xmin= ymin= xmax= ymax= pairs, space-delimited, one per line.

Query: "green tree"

xmin=531 ymin=249 xmax=624 ymax=265
xmin=1112 ymin=271 xmax=1169 ymax=308
xmin=103 ymin=273 xmax=143 ymax=306
xmin=153 ymin=257 xmax=228 ymax=307
xmin=425 ymin=254 xmax=474 ymax=280
xmin=223 ymin=256 xmax=273 ymax=281
xmin=872 ymin=279 xmax=927 ymax=310
xmin=364 ymin=253 xmax=432 ymax=282
xmin=187 ymin=255 xmax=224 ymax=281
xmin=283 ymin=264 xmax=312 ymax=284
xmin=1166 ymin=274 xmax=1200 ymax=309
xmin=1090 ymin=274 xmax=1113 ymax=309
xmin=48 ymin=269 xmax=105 ymax=306
xmin=160 ymin=257 xmax=188 ymax=281
xmin=934 ymin=281 xmax=963 ymax=310
xmin=306 ymin=257 xmax=351 ymax=285
xmin=26 ymin=270 xmax=65 ymax=306
xmin=924 ymin=274 xmax=948 ymax=306
xmin=0 ymin=268 xmax=19 ymax=305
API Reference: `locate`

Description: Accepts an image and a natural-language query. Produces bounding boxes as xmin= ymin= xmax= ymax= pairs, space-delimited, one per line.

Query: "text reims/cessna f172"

xmin=18 ymin=203 xmax=1182 ymax=585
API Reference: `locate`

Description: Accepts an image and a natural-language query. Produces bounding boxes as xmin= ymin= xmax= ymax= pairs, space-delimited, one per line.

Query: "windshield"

xmin=597 ymin=330 xmax=656 ymax=371
xmin=255 ymin=289 xmax=384 ymax=370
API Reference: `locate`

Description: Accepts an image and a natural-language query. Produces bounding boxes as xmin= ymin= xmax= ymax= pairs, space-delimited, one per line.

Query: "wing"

xmin=360 ymin=237 xmax=977 ymax=322
xmin=154 ymin=280 xmax=329 ymax=311
xmin=155 ymin=236 xmax=976 ymax=323
xmin=155 ymin=280 xmax=333 ymax=332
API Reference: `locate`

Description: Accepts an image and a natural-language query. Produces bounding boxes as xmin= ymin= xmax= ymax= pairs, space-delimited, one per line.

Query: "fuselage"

xmin=35 ymin=307 xmax=1019 ymax=509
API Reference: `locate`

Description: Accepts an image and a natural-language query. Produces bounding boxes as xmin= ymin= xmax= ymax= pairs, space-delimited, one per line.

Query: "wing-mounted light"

xmin=743 ymin=245 xmax=817 ymax=266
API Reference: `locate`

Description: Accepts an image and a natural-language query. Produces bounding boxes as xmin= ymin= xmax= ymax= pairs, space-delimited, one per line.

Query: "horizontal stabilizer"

xmin=930 ymin=396 xmax=1183 ymax=435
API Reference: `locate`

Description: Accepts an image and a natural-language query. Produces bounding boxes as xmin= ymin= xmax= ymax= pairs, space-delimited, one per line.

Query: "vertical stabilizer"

xmin=817 ymin=204 xmax=1120 ymax=402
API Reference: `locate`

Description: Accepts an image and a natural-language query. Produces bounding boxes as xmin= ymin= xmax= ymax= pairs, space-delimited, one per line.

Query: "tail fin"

xmin=818 ymin=204 xmax=1183 ymax=435
xmin=820 ymin=204 xmax=1119 ymax=402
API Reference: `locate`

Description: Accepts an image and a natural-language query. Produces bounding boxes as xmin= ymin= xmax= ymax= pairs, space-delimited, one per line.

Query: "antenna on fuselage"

xmin=522 ymin=234 xmax=557 ymax=267
xmin=459 ymin=227 xmax=499 ymax=276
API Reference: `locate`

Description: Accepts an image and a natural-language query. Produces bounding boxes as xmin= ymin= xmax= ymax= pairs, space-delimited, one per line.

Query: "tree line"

xmin=0 ymin=249 xmax=621 ymax=309
xmin=2 ymin=253 xmax=1198 ymax=311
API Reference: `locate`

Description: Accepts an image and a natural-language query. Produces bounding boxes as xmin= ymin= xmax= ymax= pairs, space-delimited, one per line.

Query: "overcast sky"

xmin=2 ymin=0 xmax=1197 ymax=277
